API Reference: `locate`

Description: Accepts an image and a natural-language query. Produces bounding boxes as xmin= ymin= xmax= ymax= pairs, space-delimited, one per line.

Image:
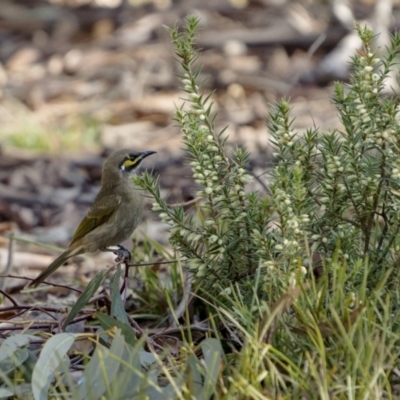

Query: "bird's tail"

xmin=28 ymin=249 xmax=75 ymax=288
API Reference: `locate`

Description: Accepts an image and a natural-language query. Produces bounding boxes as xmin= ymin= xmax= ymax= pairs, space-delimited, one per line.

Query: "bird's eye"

xmin=121 ymin=157 xmax=139 ymax=171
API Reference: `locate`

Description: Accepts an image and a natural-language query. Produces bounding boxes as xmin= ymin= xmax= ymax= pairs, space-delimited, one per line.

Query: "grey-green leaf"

xmin=62 ymin=269 xmax=108 ymax=329
xmin=77 ymin=329 xmax=125 ymax=400
xmin=107 ymin=341 xmax=142 ymax=399
xmin=200 ymin=338 xmax=223 ymax=400
xmin=110 ymin=264 xmax=129 ymax=324
xmin=0 ymin=388 xmax=14 ymax=399
xmin=96 ymin=312 xmax=137 ymax=347
xmin=0 ymin=334 xmax=36 ymax=363
xmin=31 ymin=333 xmax=76 ymax=400
xmin=139 ymin=350 xmax=157 ymax=368
xmin=0 ymin=348 xmax=29 ymax=375
xmin=187 ymin=354 xmax=203 ymax=398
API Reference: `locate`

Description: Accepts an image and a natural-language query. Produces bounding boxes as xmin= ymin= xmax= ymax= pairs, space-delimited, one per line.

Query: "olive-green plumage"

xmin=29 ymin=149 xmax=156 ymax=287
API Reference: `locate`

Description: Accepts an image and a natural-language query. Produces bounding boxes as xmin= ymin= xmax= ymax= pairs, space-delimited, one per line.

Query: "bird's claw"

xmin=113 ymin=245 xmax=131 ymax=264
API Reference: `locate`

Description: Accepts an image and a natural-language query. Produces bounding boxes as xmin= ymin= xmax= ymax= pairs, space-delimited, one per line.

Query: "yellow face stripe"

xmin=123 ymin=158 xmax=139 ymax=168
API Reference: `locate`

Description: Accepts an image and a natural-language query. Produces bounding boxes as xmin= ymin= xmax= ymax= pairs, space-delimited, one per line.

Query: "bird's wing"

xmin=70 ymin=194 xmax=121 ymax=245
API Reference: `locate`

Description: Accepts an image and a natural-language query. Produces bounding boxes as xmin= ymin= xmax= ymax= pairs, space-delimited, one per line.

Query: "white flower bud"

xmin=196 ymin=269 xmax=207 ymax=277
xmin=208 ymin=235 xmax=219 ymax=244
xmin=152 ymin=203 xmax=162 ymax=211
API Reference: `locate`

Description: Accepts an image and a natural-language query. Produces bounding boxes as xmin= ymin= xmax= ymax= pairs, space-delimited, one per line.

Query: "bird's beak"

xmin=141 ymin=150 xmax=157 ymax=160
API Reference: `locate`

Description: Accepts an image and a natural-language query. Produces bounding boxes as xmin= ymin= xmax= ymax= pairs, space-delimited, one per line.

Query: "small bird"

xmin=29 ymin=149 xmax=156 ymax=288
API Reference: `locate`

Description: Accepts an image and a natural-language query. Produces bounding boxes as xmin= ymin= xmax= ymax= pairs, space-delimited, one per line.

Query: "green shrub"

xmin=135 ymin=18 xmax=400 ymax=397
xmin=139 ymin=21 xmax=400 ymax=303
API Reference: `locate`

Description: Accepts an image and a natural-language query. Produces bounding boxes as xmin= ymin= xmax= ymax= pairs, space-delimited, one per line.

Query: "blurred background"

xmin=0 ymin=0 xmax=399 ymax=280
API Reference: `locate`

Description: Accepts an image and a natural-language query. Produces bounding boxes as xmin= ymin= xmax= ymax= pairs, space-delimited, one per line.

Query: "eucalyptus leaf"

xmin=19 ymin=383 xmax=35 ymax=394
xmin=187 ymin=354 xmax=203 ymax=399
xmin=0 ymin=348 xmax=29 ymax=375
xmin=0 ymin=384 xmax=32 ymax=399
xmin=139 ymin=350 xmax=157 ymax=368
xmin=107 ymin=341 xmax=142 ymax=399
xmin=62 ymin=269 xmax=108 ymax=329
xmin=110 ymin=264 xmax=129 ymax=324
xmin=20 ymin=349 xmax=37 ymax=384
xmin=145 ymin=384 xmax=176 ymax=400
xmin=31 ymin=333 xmax=76 ymax=400
xmin=144 ymin=369 xmax=175 ymax=400
xmin=200 ymin=338 xmax=223 ymax=400
xmin=77 ymin=329 xmax=125 ymax=400
xmin=0 ymin=334 xmax=36 ymax=363
xmin=0 ymin=388 xmax=14 ymax=399
xmin=96 ymin=312 xmax=137 ymax=347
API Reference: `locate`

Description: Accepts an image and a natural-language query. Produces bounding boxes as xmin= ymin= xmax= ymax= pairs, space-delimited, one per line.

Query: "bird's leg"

xmin=102 ymin=245 xmax=131 ymax=264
